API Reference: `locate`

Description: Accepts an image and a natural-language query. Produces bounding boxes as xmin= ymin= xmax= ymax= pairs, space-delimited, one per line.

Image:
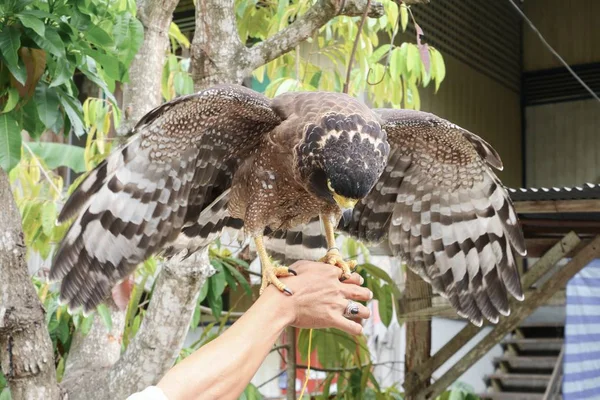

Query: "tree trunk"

xmin=0 ymin=169 xmax=60 ymax=400
xmin=191 ymin=0 xmax=247 ymax=87
xmin=119 ymin=0 xmax=181 ymax=134
xmin=60 ymin=304 xmax=126 ymax=400
xmin=109 ymin=251 xmax=215 ymax=399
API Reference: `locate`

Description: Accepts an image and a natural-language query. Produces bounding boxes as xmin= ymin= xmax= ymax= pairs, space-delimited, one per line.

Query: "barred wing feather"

xmin=50 ymin=85 xmax=282 ymax=313
xmin=346 ymin=108 xmax=526 ymax=326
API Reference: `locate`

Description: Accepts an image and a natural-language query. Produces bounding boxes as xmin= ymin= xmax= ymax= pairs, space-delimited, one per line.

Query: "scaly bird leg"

xmin=319 ymin=215 xmax=357 ymax=280
xmin=255 ymin=235 xmax=296 ymax=295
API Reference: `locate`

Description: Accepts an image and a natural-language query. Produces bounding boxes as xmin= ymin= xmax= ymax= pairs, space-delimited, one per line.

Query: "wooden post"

xmin=407 ymin=231 xmax=581 ymax=389
xmin=404 ymin=269 xmax=432 ymax=399
xmin=418 ymin=235 xmax=600 ymax=399
xmin=286 ymin=327 xmax=297 ymax=400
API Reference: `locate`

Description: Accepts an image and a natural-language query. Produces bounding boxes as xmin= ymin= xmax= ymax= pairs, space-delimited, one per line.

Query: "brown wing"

xmin=345 ymin=108 xmax=526 ymax=326
xmin=51 ymin=85 xmax=282 ymax=313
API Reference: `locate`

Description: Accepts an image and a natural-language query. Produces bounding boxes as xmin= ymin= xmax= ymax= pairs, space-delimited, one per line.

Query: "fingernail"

xmin=359 ymin=275 xmax=365 ymax=285
xmin=368 ymin=290 xmax=373 ymax=300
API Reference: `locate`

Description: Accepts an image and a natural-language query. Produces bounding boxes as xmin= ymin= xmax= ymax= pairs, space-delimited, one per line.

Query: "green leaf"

xmin=2 ymin=87 xmax=19 ymax=113
xmin=198 ymin=279 xmax=209 ymax=303
xmin=19 ymin=9 xmax=58 ymax=21
xmin=27 ymin=142 xmax=86 ymax=173
xmin=0 ymin=388 xmax=11 ymax=400
xmin=57 ymin=317 xmax=70 ymax=344
xmin=360 ymin=263 xmax=401 ymax=299
xmin=56 ymin=356 xmax=66 ymax=381
xmin=407 ymin=44 xmax=421 ymax=77
xmin=0 ymin=26 xmax=26 ymax=84
xmin=85 ymin=49 xmax=121 ymax=81
xmin=80 ymin=57 xmax=118 ymax=105
xmin=21 ymin=98 xmax=44 ymax=139
xmin=400 ymin=5 xmax=409 ymax=31
xmin=222 ymin=261 xmax=252 ymax=296
xmin=223 ymin=264 xmax=238 ymax=290
xmin=369 ymin=44 xmax=390 ymax=64
xmin=58 ymin=92 xmax=85 ymax=136
xmin=97 ymin=304 xmax=113 ymax=331
xmin=239 ymin=383 xmax=263 ymax=400
xmin=31 ymin=29 xmax=65 ymax=58
xmin=207 ymin=283 xmax=223 ymax=319
xmin=86 ymin=25 xmax=114 ymax=48
xmin=79 ymin=314 xmax=94 ymax=335
xmin=17 ymin=13 xmax=45 ymax=37
xmin=315 ymin=329 xmax=340 ymax=368
xmin=209 ymin=260 xmax=226 ymax=297
xmin=0 ymin=113 xmax=22 ymax=171
xmin=168 ymin=22 xmax=190 ymax=49
xmin=114 ymin=13 xmax=144 ymax=65
xmin=49 ymin=58 xmax=72 ymax=88
xmin=41 ymin=201 xmax=56 ymax=237
xmin=34 ymin=82 xmax=60 ymax=129
xmin=378 ymin=284 xmax=393 ymax=327
xmin=431 ymin=48 xmax=446 ymax=92
xmin=173 ymin=71 xmax=193 ymax=96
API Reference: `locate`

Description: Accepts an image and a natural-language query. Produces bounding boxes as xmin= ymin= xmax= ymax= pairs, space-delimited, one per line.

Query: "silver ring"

xmin=343 ymin=300 xmax=360 ymax=318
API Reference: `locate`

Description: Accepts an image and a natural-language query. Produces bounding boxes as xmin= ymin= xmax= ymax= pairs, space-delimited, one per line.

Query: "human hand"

xmin=263 ymin=260 xmax=372 ymax=335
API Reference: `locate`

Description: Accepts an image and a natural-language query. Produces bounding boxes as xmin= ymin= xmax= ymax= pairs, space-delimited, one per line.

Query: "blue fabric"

xmin=564 ymin=259 xmax=600 ymax=399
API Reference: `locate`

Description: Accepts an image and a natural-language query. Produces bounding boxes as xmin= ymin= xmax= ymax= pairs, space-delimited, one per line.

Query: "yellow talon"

xmin=254 ymin=235 xmax=296 ymax=295
xmin=319 ymin=248 xmax=357 ymax=281
xmin=259 ymin=264 xmax=296 ymax=295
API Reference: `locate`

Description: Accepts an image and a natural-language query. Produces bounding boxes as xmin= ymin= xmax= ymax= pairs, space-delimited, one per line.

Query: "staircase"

xmin=479 ymin=321 xmax=564 ymax=400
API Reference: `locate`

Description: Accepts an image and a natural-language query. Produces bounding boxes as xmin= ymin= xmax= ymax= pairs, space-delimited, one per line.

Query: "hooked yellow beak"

xmin=332 ymin=192 xmax=358 ymax=209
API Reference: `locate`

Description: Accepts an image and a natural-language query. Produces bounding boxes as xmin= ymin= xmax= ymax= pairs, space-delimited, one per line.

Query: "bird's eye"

xmin=327 ymin=179 xmax=335 ymax=193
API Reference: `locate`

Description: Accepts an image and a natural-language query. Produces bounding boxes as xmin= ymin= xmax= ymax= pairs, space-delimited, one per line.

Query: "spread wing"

xmin=345 ymin=108 xmax=526 ymax=326
xmin=50 ymin=85 xmax=282 ymax=313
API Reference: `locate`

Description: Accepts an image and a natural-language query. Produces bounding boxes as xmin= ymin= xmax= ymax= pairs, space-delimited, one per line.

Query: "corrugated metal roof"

xmin=509 ymin=183 xmax=600 ymax=202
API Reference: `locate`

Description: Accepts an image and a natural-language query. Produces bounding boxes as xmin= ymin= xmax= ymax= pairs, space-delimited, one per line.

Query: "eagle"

xmin=49 ymin=84 xmax=526 ymax=326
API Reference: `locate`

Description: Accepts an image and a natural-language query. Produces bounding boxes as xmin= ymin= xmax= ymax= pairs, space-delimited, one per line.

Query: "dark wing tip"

xmin=460 ymin=128 xmax=504 ymax=170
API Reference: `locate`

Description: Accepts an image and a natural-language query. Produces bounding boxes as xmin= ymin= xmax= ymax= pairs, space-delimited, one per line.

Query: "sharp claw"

xmin=288 ymin=268 xmax=297 ymax=276
xmin=283 ymin=287 xmax=293 ymax=295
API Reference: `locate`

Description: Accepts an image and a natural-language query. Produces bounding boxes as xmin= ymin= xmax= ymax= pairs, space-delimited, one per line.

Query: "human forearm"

xmin=155 ymin=262 xmax=373 ymax=400
xmin=157 ymin=288 xmax=290 ymax=400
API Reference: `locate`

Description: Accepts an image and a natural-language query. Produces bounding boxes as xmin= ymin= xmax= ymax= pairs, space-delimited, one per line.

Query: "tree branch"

xmin=60 ymin=304 xmax=126 ymax=400
xmin=0 ymin=169 xmax=60 ymax=400
xmin=108 ymin=250 xmax=215 ymax=398
xmin=343 ymin=0 xmax=372 ymax=94
xmin=244 ymin=0 xmax=385 ymax=71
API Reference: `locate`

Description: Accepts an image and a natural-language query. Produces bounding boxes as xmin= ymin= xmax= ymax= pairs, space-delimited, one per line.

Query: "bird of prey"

xmin=50 ymin=84 xmax=526 ymax=326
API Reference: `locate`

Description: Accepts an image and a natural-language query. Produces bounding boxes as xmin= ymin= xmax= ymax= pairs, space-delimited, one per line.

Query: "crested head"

xmin=297 ymin=112 xmax=390 ymax=207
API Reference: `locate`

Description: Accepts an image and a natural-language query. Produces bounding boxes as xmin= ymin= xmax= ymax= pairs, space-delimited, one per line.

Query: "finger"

xmin=341 ymin=272 xmax=364 ymax=286
xmin=332 ymin=316 xmax=363 ymax=336
xmin=339 ymin=300 xmax=370 ymax=319
xmin=291 ymin=260 xmax=339 ymax=276
xmin=341 ymin=284 xmax=373 ymax=302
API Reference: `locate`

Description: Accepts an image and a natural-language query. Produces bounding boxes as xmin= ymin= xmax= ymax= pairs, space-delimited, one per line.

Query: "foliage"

xmin=161 ymin=24 xmax=194 ymax=101
xmin=0 ymin=0 xmax=143 ymax=171
xmin=237 ymin=0 xmax=445 ymax=108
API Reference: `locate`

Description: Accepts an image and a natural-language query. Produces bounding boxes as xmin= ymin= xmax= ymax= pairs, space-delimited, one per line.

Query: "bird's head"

xmin=297 ymin=112 xmax=390 ymax=221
